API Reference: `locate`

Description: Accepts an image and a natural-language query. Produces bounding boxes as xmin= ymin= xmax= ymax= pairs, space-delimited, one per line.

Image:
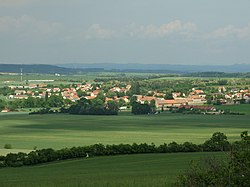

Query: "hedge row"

xmin=0 ymin=132 xmax=233 ymax=168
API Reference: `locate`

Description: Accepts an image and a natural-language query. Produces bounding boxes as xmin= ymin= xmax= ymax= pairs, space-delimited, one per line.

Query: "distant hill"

xmin=0 ymin=64 xmax=183 ymax=74
xmin=0 ymin=64 xmax=104 ymax=74
xmin=59 ymin=63 xmax=250 ymax=73
xmin=1 ymin=63 xmax=250 ymax=74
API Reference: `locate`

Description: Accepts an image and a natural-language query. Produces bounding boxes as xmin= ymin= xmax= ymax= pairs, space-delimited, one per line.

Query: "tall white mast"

xmin=20 ymin=68 xmax=23 ymax=82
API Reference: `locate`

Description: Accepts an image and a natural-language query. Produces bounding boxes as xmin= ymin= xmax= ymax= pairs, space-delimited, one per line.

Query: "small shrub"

xmin=4 ymin=144 xmax=12 ymax=149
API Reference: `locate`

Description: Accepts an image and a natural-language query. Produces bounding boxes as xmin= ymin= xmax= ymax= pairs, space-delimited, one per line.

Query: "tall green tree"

xmin=131 ymin=82 xmax=141 ymax=95
xmin=132 ymin=102 xmax=151 ymax=115
xmin=175 ymin=132 xmax=250 ymax=187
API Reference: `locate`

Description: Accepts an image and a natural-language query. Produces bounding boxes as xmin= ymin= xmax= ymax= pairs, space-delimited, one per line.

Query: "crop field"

xmin=0 ymin=113 xmax=249 ymax=152
xmin=0 ymin=152 xmax=226 ymax=187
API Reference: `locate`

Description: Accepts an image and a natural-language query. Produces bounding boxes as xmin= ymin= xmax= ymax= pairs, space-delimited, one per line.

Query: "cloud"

xmin=81 ymin=20 xmax=197 ymax=40
xmin=1 ymin=15 xmax=250 ymax=43
xmin=0 ymin=18 xmax=199 ymax=41
xmin=131 ymin=20 xmax=197 ymax=38
xmin=205 ymin=24 xmax=250 ymax=40
xmin=0 ymin=15 xmax=62 ymax=38
xmin=84 ymin=24 xmax=116 ymax=39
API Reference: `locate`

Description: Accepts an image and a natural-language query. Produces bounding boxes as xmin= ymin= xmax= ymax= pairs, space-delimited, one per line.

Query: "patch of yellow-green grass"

xmin=0 ymin=149 xmax=32 ymax=156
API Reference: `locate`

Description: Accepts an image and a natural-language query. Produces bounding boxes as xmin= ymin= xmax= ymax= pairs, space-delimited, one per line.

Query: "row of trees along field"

xmin=1 ymin=132 xmax=249 ymax=186
xmin=0 ymin=94 xmax=71 ymax=111
xmin=0 ymin=132 xmax=247 ymax=168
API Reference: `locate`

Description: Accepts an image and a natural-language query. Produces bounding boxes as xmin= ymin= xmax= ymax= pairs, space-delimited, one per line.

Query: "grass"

xmin=0 ymin=152 xmax=227 ymax=187
xmin=216 ymin=104 xmax=250 ymax=115
xmin=0 ymin=113 xmax=249 ymax=151
xmin=0 ymin=149 xmax=32 ymax=156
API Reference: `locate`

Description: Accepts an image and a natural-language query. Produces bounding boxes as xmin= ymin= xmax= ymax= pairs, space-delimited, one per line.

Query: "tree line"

xmin=0 ymin=132 xmax=243 ymax=168
xmin=0 ymin=95 xmax=70 ymax=111
xmin=62 ymin=97 xmax=119 ymax=115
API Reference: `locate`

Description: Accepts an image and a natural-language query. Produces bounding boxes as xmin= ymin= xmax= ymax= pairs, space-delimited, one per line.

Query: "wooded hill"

xmin=0 ymin=64 xmax=103 ymax=74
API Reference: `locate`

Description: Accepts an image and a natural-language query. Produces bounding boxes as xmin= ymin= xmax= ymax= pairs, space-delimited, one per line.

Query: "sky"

xmin=0 ymin=0 xmax=250 ymax=65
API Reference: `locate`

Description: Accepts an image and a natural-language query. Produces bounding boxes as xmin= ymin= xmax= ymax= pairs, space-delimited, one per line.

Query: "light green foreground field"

xmin=0 ymin=112 xmax=249 ymax=152
xmin=0 ymin=152 xmax=226 ymax=187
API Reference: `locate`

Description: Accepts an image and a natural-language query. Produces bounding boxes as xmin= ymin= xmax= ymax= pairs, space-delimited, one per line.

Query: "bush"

xmin=4 ymin=144 xmax=12 ymax=149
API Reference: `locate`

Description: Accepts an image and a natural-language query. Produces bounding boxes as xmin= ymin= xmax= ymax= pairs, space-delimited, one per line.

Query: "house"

xmin=234 ymin=93 xmax=243 ymax=99
xmin=243 ymin=93 xmax=250 ymax=102
xmin=38 ymin=84 xmax=47 ymax=88
xmin=187 ymin=95 xmax=207 ymax=105
xmin=194 ymin=89 xmax=204 ymax=94
xmin=153 ymin=92 xmax=165 ymax=97
xmin=14 ymin=90 xmax=26 ymax=95
xmin=110 ymin=87 xmax=121 ymax=92
xmin=92 ymin=89 xmax=101 ymax=96
xmin=230 ymin=88 xmax=239 ymax=93
xmin=172 ymin=92 xmax=182 ymax=98
xmin=155 ymin=98 xmax=187 ymax=109
xmin=27 ymin=91 xmax=34 ymax=96
xmin=240 ymin=90 xmax=248 ymax=93
xmin=12 ymin=95 xmax=29 ymax=99
xmin=8 ymin=86 xmax=17 ymax=90
xmin=105 ymin=97 xmax=113 ymax=102
xmin=28 ymin=84 xmax=37 ymax=89
xmin=218 ymin=86 xmax=226 ymax=93
xmin=1 ymin=108 xmax=10 ymax=113
xmin=84 ymin=96 xmax=97 ymax=100
xmin=225 ymin=94 xmax=233 ymax=99
xmin=133 ymin=95 xmax=143 ymax=101
xmin=122 ymin=96 xmax=130 ymax=103
xmin=138 ymin=96 xmax=156 ymax=104
xmin=53 ymin=88 xmax=61 ymax=92
xmin=46 ymin=88 xmax=52 ymax=92
xmin=119 ymin=106 xmax=127 ymax=110
xmin=126 ymin=85 xmax=131 ymax=90
xmin=190 ymin=89 xmax=206 ymax=98
xmin=71 ymin=96 xmax=80 ymax=102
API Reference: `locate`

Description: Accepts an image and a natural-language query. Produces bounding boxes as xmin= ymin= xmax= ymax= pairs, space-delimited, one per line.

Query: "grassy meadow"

xmin=216 ymin=104 xmax=250 ymax=115
xmin=0 ymin=152 xmax=226 ymax=187
xmin=0 ymin=112 xmax=249 ymax=152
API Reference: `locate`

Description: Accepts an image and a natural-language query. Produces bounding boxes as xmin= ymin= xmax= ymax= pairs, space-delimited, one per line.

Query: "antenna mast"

xmin=20 ymin=68 xmax=23 ymax=82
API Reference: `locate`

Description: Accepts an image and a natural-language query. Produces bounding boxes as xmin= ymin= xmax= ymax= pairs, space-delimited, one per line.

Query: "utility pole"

xmin=20 ymin=68 xmax=23 ymax=82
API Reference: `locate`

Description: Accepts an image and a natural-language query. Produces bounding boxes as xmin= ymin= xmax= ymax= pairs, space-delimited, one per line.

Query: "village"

xmin=1 ymin=78 xmax=250 ymax=114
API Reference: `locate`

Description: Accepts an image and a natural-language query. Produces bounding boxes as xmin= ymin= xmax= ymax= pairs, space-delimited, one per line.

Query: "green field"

xmin=216 ymin=104 xmax=250 ymax=115
xmin=0 ymin=152 xmax=226 ymax=187
xmin=0 ymin=72 xmax=167 ymax=87
xmin=0 ymin=113 xmax=249 ymax=152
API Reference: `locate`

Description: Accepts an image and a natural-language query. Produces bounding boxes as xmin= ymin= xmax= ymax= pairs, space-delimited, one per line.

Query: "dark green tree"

xmin=175 ymin=132 xmax=250 ymax=187
xmin=203 ymin=132 xmax=230 ymax=151
xmin=131 ymin=102 xmax=151 ymax=115
xmin=131 ymin=82 xmax=141 ymax=95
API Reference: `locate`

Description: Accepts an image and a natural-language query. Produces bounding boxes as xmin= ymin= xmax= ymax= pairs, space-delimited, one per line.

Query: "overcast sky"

xmin=1 ymin=0 xmax=250 ymax=65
